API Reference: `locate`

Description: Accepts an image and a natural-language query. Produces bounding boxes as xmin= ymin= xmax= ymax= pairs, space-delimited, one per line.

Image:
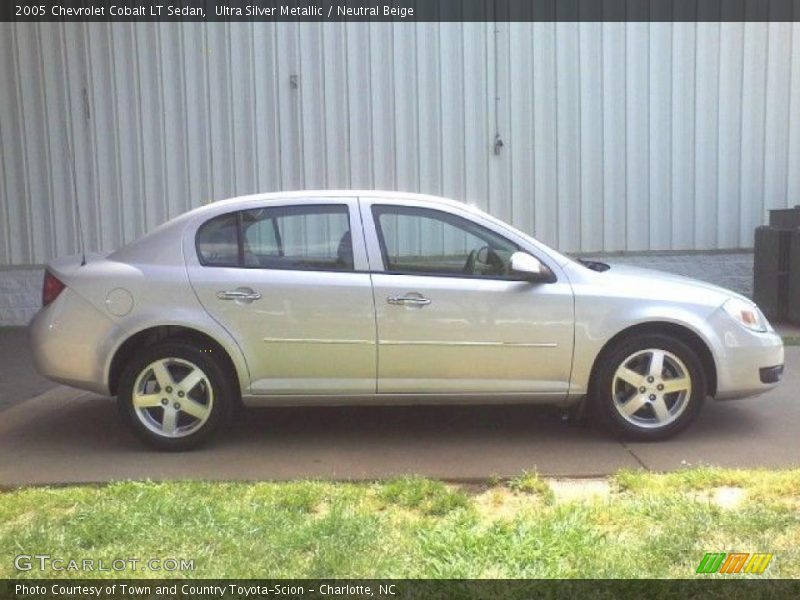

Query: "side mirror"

xmin=510 ymin=252 xmax=555 ymax=283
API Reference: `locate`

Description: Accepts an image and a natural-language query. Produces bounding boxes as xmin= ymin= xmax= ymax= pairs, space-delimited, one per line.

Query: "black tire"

xmin=591 ymin=333 xmax=706 ymax=441
xmin=117 ymin=339 xmax=235 ymax=450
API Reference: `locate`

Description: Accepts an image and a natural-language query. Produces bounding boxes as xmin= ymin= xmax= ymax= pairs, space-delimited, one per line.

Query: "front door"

xmin=187 ymin=199 xmax=376 ymax=395
xmin=361 ymin=199 xmax=574 ymax=396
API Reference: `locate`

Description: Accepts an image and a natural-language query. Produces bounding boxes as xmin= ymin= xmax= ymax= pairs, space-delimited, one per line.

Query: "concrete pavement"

xmin=1 ymin=348 xmax=797 ymax=486
xmin=0 ymin=327 xmax=54 ymax=411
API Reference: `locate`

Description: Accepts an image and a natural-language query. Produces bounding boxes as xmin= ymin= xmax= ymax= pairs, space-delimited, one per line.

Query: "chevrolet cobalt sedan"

xmin=30 ymin=192 xmax=784 ymax=450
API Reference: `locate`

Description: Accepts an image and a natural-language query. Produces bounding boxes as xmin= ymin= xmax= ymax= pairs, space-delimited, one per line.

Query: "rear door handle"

xmin=387 ymin=294 xmax=431 ymax=307
xmin=217 ymin=287 xmax=262 ymax=303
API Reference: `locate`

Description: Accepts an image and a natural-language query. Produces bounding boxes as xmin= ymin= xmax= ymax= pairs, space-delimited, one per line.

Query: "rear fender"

xmin=104 ymin=310 xmax=252 ymax=397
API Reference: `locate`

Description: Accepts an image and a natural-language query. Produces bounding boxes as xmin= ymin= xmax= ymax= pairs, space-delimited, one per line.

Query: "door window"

xmin=196 ymin=204 xmax=354 ymax=271
xmin=372 ymin=205 xmax=519 ymax=278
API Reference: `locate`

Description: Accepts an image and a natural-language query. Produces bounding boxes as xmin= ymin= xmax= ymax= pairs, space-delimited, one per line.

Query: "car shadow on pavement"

xmin=1 ymin=386 xmax=794 ymax=486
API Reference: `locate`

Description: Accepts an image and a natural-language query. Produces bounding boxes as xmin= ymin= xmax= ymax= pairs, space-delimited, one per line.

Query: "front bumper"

xmin=708 ymin=309 xmax=785 ymax=400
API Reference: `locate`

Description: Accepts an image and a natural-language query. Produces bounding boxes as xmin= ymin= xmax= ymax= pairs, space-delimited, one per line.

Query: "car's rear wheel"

xmin=593 ymin=333 xmax=706 ymax=441
xmin=118 ymin=340 xmax=233 ymax=450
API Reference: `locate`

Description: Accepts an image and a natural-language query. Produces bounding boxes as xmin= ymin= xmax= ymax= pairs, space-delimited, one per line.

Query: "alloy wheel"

xmin=611 ymin=348 xmax=692 ymax=429
xmin=132 ymin=358 xmax=214 ymax=438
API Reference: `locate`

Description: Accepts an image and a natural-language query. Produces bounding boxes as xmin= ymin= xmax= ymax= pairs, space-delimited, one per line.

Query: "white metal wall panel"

xmin=509 ymin=21 xmax=534 ymax=237
xmin=694 ymin=22 xmax=721 ymax=250
xmin=530 ymin=21 xmax=558 ymax=249
xmin=739 ymin=22 xmax=769 ymax=244
xmin=0 ymin=20 xmax=799 ymax=266
xmin=717 ymin=22 xmax=745 ymax=249
xmin=555 ymin=22 xmax=581 ymax=251
xmin=602 ymin=22 xmax=627 ymax=253
xmin=462 ymin=22 xmax=490 ymax=214
xmin=625 ymin=22 xmax=650 ymax=252
xmin=670 ymin=22 xmax=696 ymax=250
xmin=790 ymin=23 xmax=800 ymax=206
xmin=490 ymin=20 xmax=512 ymax=224
xmin=580 ymin=23 xmax=604 ymax=252
xmin=649 ymin=22 xmax=672 ymax=251
xmin=763 ymin=22 xmax=795 ymax=214
xmin=2 ymin=25 xmax=33 ymax=264
xmin=440 ymin=24 xmax=465 ymax=203
xmin=392 ymin=22 xmax=418 ymax=195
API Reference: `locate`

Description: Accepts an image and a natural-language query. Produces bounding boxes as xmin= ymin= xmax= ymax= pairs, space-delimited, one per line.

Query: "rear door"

xmin=186 ymin=197 xmax=377 ymax=395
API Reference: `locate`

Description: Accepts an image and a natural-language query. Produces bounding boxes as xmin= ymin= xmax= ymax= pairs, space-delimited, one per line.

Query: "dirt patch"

xmin=691 ymin=486 xmax=746 ymax=509
xmin=713 ymin=486 xmax=745 ymax=509
xmin=550 ymin=479 xmax=612 ymax=503
xmin=474 ymin=488 xmax=546 ymax=521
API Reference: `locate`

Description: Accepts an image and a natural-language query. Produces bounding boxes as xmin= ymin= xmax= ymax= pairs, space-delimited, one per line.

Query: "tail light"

xmin=42 ymin=271 xmax=65 ymax=307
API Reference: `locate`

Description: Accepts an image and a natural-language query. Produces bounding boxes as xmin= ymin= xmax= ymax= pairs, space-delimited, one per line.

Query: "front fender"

xmin=569 ymin=297 xmax=721 ymax=396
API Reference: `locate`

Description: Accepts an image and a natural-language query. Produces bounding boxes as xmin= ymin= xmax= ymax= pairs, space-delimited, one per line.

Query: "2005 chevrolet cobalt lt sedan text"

xmin=30 ymin=192 xmax=784 ymax=450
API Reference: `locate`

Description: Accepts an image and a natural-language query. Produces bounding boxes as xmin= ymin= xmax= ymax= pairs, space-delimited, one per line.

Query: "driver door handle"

xmin=387 ymin=294 xmax=431 ymax=307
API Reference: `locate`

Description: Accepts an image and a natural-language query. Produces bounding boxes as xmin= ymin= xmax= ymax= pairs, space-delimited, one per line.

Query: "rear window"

xmin=196 ymin=213 xmax=240 ymax=267
xmin=196 ymin=205 xmax=354 ymax=272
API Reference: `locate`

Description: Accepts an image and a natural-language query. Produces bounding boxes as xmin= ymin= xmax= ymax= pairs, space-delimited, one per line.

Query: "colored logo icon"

xmin=696 ymin=552 xmax=773 ymax=574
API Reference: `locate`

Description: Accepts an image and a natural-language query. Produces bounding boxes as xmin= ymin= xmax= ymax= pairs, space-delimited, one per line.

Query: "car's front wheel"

xmin=593 ymin=333 xmax=706 ymax=441
xmin=118 ymin=340 xmax=233 ymax=450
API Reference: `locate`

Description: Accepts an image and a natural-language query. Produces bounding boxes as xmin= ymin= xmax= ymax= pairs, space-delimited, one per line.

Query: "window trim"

xmin=271 ymin=216 xmax=284 ymax=257
xmin=370 ymin=204 xmax=535 ymax=282
xmin=195 ymin=203 xmax=356 ymax=273
xmin=235 ymin=211 xmax=245 ymax=266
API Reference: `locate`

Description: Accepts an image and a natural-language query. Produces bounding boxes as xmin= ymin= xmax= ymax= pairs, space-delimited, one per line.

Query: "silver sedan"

xmin=30 ymin=192 xmax=784 ymax=450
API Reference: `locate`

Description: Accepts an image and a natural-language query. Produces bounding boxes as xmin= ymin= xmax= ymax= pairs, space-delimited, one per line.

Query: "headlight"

xmin=722 ymin=298 xmax=769 ymax=333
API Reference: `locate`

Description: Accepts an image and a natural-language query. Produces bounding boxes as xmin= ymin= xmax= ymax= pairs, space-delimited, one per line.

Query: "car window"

xmin=197 ymin=204 xmax=354 ymax=271
xmin=372 ymin=205 xmax=519 ymax=278
xmin=196 ymin=213 xmax=240 ymax=267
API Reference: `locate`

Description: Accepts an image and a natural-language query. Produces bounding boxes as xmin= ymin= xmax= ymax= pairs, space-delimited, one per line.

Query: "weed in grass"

xmin=376 ymin=477 xmax=470 ymax=517
xmin=487 ymin=473 xmax=503 ymax=487
xmin=507 ymin=470 xmax=555 ymax=504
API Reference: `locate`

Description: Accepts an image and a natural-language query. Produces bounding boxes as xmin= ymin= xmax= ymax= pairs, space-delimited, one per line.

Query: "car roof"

xmin=184 ymin=190 xmax=476 ymax=218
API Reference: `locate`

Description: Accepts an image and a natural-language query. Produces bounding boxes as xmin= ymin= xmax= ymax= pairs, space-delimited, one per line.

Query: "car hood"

xmin=585 ymin=263 xmax=747 ymax=307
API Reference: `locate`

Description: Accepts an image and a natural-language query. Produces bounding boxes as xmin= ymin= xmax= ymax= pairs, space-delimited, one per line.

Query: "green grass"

xmin=376 ymin=476 xmax=470 ymax=516
xmin=1 ymin=468 xmax=799 ymax=579
xmin=782 ymin=335 xmax=800 ymax=346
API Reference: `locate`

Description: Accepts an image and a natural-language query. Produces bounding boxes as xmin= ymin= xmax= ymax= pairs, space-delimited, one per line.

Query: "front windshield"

xmin=481 ymin=213 xmax=610 ymax=273
xmin=463 ymin=204 xmax=577 ymax=268
xmin=472 ymin=207 xmax=611 ymax=272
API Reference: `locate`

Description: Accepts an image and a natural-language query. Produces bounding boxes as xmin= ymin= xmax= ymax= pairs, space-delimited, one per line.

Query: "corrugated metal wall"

xmin=1 ymin=21 xmax=799 ymax=266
